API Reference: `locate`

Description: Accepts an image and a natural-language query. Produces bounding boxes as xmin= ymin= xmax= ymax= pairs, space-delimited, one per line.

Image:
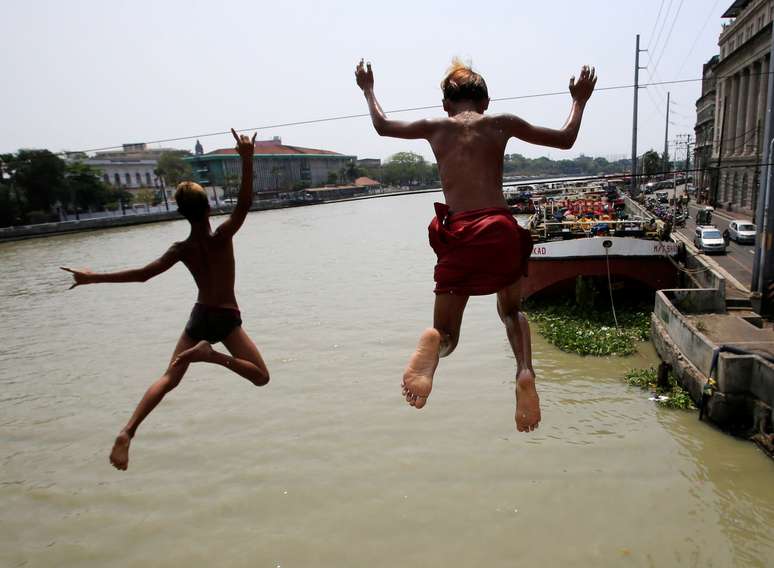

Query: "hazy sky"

xmin=2 ymin=0 xmax=731 ymax=163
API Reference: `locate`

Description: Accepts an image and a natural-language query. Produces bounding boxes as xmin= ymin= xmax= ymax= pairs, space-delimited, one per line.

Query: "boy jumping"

xmin=61 ymin=130 xmax=270 ymax=469
xmin=355 ymin=58 xmax=596 ymax=431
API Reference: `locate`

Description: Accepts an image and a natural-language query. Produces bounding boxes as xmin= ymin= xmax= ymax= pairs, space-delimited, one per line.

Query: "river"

xmin=2 ymin=191 xmax=773 ymax=567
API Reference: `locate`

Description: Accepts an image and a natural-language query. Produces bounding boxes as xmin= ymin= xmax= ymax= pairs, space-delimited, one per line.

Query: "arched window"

xmin=125 ymin=173 xmax=131 ymax=186
xmin=136 ymin=172 xmax=142 ymax=186
xmin=103 ymin=174 xmax=110 ymax=184
xmin=146 ymin=172 xmax=152 ymax=186
xmin=114 ymin=173 xmax=121 ymax=186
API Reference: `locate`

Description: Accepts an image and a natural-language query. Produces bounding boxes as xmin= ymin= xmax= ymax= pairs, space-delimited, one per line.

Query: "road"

xmin=653 ymin=184 xmax=757 ymax=290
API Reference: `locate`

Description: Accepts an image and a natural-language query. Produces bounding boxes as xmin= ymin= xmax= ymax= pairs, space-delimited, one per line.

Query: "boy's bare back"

xmin=62 ymin=130 xmax=257 ymax=310
xmin=355 ymin=60 xmax=596 ymax=212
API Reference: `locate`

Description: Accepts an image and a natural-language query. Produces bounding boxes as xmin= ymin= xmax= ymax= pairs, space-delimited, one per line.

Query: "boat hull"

xmin=522 ymin=236 xmax=680 ymax=299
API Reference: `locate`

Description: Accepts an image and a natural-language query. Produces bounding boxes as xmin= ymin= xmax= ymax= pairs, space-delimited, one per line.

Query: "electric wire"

xmin=61 ymin=70 xmax=774 ymax=156
xmin=674 ymin=0 xmax=722 ymax=79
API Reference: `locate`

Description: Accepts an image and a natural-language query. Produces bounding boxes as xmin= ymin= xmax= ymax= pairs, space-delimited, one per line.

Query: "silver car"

xmin=728 ymin=220 xmax=756 ymax=244
xmin=694 ymin=226 xmax=726 ymax=254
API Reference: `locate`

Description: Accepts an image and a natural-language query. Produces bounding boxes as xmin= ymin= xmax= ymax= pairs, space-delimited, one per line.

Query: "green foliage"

xmin=642 ymin=150 xmax=661 ymax=176
xmin=503 ymin=153 xmax=630 ymax=177
xmin=156 ymin=151 xmax=192 ymax=187
xmin=382 ymin=151 xmax=437 ymax=187
xmin=623 ymin=367 xmax=696 ymax=410
xmin=9 ymin=149 xmax=68 ymax=212
xmin=527 ymin=301 xmax=650 ymax=356
xmin=66 ymin=161 xmax=111 ymax=210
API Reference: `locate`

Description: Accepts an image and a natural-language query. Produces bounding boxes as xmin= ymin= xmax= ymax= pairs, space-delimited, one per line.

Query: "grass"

xmin=526 ymin=301 xmax=651 ymax=356
xmin=623 ymin=367 xmax=696 ymax=410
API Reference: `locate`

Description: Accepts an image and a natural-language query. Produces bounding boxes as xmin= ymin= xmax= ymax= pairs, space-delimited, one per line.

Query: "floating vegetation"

xmin=525 ymin=301 xmax=650 ymax=356
xmin=623 ymin=367 xmax=696 ymax=410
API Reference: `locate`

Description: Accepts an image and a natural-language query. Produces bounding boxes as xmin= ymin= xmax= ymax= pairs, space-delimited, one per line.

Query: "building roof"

xmin=354 ymin=176 xmax=380 ymax=186
xmin=205 ymin=141 xmax=345 ymax=157
xmin=722 ymin=0 xmax=752 ymax=18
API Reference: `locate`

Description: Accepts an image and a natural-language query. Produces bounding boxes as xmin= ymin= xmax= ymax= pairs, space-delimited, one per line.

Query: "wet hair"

xmin=174 ymin=181 xmax=209 ymax=221
xmin=440 ymin=58 xmax=488 ymax=103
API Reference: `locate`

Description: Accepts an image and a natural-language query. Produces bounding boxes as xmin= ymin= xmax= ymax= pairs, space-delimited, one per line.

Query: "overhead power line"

xmin=64 ymin=70 xmax=774 ymax=156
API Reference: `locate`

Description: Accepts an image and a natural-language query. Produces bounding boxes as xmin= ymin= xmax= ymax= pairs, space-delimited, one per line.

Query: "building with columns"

xmin=694 ymin=55 xmax=719 ymax=193
xmin=697 ymin=0 xmax=774 ymax=214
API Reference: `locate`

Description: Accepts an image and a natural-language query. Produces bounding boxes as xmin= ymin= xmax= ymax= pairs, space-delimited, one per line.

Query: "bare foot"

xmin=173 ymin=340 xmax=214 ymax=367
xmin=109 ymin=431 xmax=132 ymax=470
xmin=515 ymin=369 xmax=541 ymax=432
xmin=402 ymin=328 xmax=442 ymax=409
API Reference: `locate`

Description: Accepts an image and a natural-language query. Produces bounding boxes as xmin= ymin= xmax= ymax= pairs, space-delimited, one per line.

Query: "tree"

xmin=136 ymin=188 xmax=155 ymax=211
xmin=642 ymin=150 xmax=662 ymax=176
xmin=382 ymin=151 xmax=434 ymax=187
xmin=12 ymin=150 xmax=67 ymax=213
xmin=66 ymin=162 xmax=110 ymax=211
xmin=155 ymin=151 xmax=193 ymax=187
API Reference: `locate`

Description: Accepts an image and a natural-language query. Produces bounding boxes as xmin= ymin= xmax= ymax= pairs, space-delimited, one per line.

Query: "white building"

xmin=699 ymin=0 xmax=774 ymax=214
xmin=83 ymin=143 xmax=181 ymax=201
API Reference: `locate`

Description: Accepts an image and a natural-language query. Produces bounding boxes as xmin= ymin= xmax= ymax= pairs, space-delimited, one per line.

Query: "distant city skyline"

xmin=2 ymin=1 xmax=730 ymax=162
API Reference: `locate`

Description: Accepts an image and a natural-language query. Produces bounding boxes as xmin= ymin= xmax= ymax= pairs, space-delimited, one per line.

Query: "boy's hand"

xmin=60 ymin=266 xmax=94 ymax=289
xmin=355 ymin=59 xmax=374 ymax=92
xmin=231 ymin=128 xmax=257 ymax=158
xmin=569 ymin=65 xmax=597 ymax=104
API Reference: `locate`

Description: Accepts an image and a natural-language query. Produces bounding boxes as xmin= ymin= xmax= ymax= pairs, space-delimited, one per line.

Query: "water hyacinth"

xmin=525 ymin=302 xmax=650 ymax=357
xmin=623 ymin=367 xmax=696 ymax=410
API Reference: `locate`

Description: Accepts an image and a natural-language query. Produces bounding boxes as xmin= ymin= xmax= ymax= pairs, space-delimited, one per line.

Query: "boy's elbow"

xmin=558 ymin=134 xmax=577 ymax=150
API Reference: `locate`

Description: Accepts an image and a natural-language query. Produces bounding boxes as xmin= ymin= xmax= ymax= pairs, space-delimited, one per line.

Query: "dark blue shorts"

xmin=184 ymin=304 xmax=242 ymax=344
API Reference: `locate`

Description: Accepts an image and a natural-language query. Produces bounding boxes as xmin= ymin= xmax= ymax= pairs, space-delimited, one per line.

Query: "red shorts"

xmin=428 ymin=202 xmax=533 ymax=296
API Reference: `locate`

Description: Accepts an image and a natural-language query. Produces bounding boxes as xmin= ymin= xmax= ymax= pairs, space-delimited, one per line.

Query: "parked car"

xmin=728 ymin=219 xmax=757 ymax=244
xmin=655 ymin=190 xmax=669 ymax=203
xmin=694 ymin=226 xmax=726 ymax=254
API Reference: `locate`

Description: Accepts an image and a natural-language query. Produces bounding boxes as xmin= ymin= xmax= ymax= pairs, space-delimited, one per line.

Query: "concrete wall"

xmin=654 ymin=291 xmax=717 ymax=377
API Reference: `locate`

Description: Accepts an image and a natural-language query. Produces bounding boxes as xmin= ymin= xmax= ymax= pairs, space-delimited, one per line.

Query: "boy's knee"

xmin=250 ymin=369 xmax=270 ymax=387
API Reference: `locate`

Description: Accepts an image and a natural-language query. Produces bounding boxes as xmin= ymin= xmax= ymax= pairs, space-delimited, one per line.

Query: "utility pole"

xmin=663 ymin=92 xmax=671 ymax=174
xmin=631 ymin=34 xmax=647 ymax=196
xmin=752 ymin=24 xmax=774 ymax=315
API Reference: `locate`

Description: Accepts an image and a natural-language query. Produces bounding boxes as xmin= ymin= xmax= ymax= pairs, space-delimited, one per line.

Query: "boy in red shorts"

xmin=61 ymin=130 xmax=269 ymax=469
xmin=355 ymin=58 xmax=596 ymax=431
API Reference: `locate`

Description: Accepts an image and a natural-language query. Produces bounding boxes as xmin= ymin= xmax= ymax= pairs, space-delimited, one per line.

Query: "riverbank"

xmin=0 ymin=186 xmax=442 ymax=243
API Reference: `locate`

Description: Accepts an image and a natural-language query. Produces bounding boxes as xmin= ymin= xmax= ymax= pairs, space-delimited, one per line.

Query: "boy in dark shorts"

xmin=61 ymin=130 xmax=269 ymax=469
xmin=355 ymin=58 xmax=596 ymax=431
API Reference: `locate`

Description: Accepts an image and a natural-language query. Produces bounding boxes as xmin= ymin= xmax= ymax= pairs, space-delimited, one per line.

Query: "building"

xmin=697 ymin=0 xmax=774 ymax=213
xmin=356 ymin=158 xmax=381 ymax=169
xmin=186 ymin=137 xmax=356 ymax=194
xmin=694 ymin=55 xmax=719 ymax=194
xmin=83 ymin=143 xmax=185 ymax=201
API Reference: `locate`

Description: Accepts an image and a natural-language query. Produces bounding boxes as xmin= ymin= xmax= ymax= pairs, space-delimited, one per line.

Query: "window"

xmin=135 ymin=172 xmax=142 ymax=185
xmin=103 ymin=174 xmax=110 ymax=184
xmin=125 ymin=173 xmax=131 ymax=186
xmin=146 ymin=172 xmax=152 ymax=186
xmin=114 ymin=173 xmax=121 ymax=186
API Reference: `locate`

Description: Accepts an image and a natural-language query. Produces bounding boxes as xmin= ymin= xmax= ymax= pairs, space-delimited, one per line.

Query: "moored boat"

xmin=521 ymin=187 xmax=680 ymax=300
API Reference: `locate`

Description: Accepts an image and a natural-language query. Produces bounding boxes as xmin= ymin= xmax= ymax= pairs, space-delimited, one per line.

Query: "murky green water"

xmin=2 ymin=192 xmax=772 ymax=567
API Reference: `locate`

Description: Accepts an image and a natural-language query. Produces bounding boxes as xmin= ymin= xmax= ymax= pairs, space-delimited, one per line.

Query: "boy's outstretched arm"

xmin=215 ymin=129 xmax=256 ymax=239
xmin=60 ymin=245 xmax=180 ymax=289
xmin=355 ymin=59 xmax=439 ymax=140
xmin=499 ymin=65 xmax=597 ymax=150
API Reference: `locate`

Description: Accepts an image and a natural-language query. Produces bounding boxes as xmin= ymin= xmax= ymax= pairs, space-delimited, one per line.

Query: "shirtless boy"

xmin=355 ymin=58 xmax=596 ymax=431
xmin=61 ymin=129 xmax=269 ymax=469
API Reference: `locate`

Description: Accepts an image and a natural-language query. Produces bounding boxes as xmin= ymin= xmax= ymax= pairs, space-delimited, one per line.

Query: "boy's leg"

xmin=497 ymin=280 xmax=541 ymax=432
xmin=110 ymin=331 xmax=197 ymax=470
xmin=402 ymin=293 xmax=469 ymax=409
xmin=172 ymin=327 xmax=269 ymax=386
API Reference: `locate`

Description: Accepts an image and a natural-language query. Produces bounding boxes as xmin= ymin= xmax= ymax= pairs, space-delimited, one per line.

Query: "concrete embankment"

xmin=650 ymin=234 xmax=774 ymax=457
